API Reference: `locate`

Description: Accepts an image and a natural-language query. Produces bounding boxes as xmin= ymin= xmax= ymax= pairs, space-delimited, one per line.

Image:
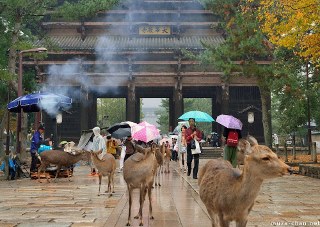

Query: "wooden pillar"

xmin=80 ymin=88 xmax=96 ymax=130
xmin=212 ymin=87 xmax=221 ymax=134
xmin=215 ymin=84 xmax=229 ymax=136
xmin=126 ymin=82 xmax=137 ymax=122
xmin=173 ymin=77 xmax=183 ymax=128
xmin=135 ymin=98 xmax=141 ymax=123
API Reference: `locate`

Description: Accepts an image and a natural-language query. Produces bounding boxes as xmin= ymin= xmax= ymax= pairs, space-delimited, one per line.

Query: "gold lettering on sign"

xmin=139 ymin=26 xmax=171 ymax=35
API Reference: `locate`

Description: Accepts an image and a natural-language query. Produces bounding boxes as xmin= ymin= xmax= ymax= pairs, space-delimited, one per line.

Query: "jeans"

xmin=187 ymin=143 xmax=199 ymax=178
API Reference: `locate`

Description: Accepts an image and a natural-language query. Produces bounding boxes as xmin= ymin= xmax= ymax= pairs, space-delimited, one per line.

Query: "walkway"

xmin=0 ymin=160 xmax=319 ymax=227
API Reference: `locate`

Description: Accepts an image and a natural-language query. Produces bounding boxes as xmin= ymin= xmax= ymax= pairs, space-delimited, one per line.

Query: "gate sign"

xmin=139 ymin=25 xmax=171 ymax=35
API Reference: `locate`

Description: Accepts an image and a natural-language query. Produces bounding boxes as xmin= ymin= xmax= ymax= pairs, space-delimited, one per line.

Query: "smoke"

xmin=43 ymin=0 xmax=212 ymax=116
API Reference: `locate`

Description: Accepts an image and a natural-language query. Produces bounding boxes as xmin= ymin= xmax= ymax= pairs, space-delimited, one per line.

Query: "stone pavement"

xmin=0 ymin=160 xmax=319 ymax=227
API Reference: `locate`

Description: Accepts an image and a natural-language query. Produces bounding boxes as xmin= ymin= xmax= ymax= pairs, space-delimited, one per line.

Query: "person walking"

xmin=177 ymin=125 xmax=187 ymax=173
xmin=223 ymin=127 xmax=242 ymax=167
xmin=185 ymin=118 xmax=202 ymax=179
xmin=30 ymin=125 xmax=45 ymax=174
xmin=124 ymin=136 xmax=135 ymax=162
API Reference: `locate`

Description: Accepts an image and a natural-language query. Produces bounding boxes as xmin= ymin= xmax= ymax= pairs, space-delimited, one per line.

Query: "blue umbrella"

xmin=178 ymin=111 xmax=214 ymax=122
xmin=7 ymin=92 xmax=72 ymax=113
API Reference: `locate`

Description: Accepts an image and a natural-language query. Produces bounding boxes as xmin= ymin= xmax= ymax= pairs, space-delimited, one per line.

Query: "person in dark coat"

xmin=30 ymin=125 xmax=45 ymax=173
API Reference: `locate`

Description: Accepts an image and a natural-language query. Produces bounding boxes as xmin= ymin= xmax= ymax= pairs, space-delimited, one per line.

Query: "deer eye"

xmin=262 ymin=157 xmax=270 ymax=161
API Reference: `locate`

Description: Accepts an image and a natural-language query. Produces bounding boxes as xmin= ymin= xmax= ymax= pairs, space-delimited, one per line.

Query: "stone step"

xmin=200 ymin=147 xmax=223 ymax=159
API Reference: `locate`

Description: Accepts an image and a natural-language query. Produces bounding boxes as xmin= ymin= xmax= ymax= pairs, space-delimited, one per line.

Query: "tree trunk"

xmin=259 ymin=85 xmax=272 ymax=147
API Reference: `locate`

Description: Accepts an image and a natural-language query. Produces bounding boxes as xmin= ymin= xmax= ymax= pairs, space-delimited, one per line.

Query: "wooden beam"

xmin=42 ymin=21 xmax=219 ymax=27
xmin=24 ymin=60 xmax=199 ymax=65
xmin=103 ymin=10 xmax=213 ymax=14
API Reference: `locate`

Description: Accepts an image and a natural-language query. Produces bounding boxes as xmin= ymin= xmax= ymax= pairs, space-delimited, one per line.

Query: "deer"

xmin=198 ymin=136 xmax=293 ymax=227
xmin=153 ymin=144 xmax=164 ymax=186
xmin=38 ymin=149 xmax=88 ymax=183
xmin=162 ymin=143 xmax=171 ymax=174
xmin=90 ymin=152 xmax=116 ymax=196
xmin=123 ymin=144 xmax=156 ymax=226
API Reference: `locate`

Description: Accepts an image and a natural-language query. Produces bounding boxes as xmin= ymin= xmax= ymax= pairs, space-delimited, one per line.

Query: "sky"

xmin=142 ymin=98 xmax=162 ymax=108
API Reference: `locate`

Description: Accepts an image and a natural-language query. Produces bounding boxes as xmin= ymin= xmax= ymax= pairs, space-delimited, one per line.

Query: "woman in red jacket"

xmin=185 ymin=118 xmax=202 ymax=179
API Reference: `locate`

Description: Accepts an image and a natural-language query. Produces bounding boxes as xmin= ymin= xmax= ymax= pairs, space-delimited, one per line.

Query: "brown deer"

xmin=38 ymin=149 xmax=87 ymax=183
xmin=154 ymin=144 xmax=164 ymax=186
xmin=163 ymin=143 xmax=171 ymax=173
xmin=123 ymin=144 xmax=156 ymax=226
xmin=90 ymin=152 xmax=116 ymax=196
xmin=198 ymin=136 xmax=292 ymax=227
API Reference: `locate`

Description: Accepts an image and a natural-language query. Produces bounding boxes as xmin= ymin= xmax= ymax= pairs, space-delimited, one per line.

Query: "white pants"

xmin=119 ymin=146 xmax=126 ymax=169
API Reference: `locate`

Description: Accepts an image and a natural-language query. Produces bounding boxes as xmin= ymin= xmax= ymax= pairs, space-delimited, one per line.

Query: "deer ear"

xmin=246 ymin=136 xmax=258 ymax=146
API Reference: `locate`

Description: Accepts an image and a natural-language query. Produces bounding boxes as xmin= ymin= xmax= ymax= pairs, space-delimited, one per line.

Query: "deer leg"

xmin=126 ymin=187 xmax=132 ymax=226
xmin=54 ymin=165 xmax=61 ymax=182
xmin=98 ymin=174 xmax=102 ymax=196
xmin=148 ymin=185 xmax=154 ymax=220
xmin=236 ymin=219 xmax=248 ymax=227
xmin=137 ymin=185 xmax=147 ymax=226
xmin=67 ymin=168 xmax=71 ymax=182
xmin=111 ymin=172 xmax=115 ymax=193
xmin=218 ymin=213 xmax=229 ymax=227
xmin=206 ymin=207 xmax=218 ymax=227
xmin=38 ymin=163 xmax=47 ymax=183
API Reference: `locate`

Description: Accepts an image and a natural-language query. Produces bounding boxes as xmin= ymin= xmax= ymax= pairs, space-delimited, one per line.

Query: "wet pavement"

xmin=0 ymin=159 xmax=319 ymax=227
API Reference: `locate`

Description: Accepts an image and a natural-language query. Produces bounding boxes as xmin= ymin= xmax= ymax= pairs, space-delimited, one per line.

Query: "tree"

xmin=258 ymin=0 xmax=320 ymax=65
xmin=197 ymin=0 xmax=275 ymax=146
xmin=0 ymin=0 xmax=119 ymax=160
xmin=97 ymin=98 xmax=126 ymax=127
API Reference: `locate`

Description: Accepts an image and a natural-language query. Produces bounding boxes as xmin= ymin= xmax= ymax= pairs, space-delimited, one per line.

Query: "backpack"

xmin=227 ymin=130 xmax=238 ymax=147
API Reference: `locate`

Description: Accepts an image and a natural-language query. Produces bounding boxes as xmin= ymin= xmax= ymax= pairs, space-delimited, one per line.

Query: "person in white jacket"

xmin=92 ymin=127 xmax=106 ymax=161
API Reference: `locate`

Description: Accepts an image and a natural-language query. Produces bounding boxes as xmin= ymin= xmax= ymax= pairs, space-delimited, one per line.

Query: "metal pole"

xmin=16 ymin=52 xmax=23 ymax=154
xmin=306 ymin=63 xmax=312 ymax=155
xmin=15 ymin=47 xmax=47 ymax=154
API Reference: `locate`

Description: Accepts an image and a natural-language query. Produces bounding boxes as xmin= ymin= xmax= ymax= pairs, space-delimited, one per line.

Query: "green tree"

xmin=196 ymin=0 xmax=275 ymax=146
xmin=0 ymin=0 xmax=119 ymax=160
xmin=97 ymin=98 xmax=126 ymax=127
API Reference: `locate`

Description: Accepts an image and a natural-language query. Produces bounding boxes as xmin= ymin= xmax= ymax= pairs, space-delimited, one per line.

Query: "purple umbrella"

xmin=216 ymin=114 xmax=243 ymax=130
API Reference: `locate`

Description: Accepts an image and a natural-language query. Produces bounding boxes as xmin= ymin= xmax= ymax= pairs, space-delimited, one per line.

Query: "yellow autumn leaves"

xmin=258 ymin=0 xmax=320 ymax=64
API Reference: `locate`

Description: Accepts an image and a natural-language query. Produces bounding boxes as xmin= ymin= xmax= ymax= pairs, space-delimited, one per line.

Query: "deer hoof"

xmin=134 ymin=215 xmax=139 ymax=219
xmin=150 ymin=216 xmax=154 ymax=220
xmin=139 ymin=222 xmax=143 ymax=226
xmin=126 ymin=222 xmax=131 ymax=226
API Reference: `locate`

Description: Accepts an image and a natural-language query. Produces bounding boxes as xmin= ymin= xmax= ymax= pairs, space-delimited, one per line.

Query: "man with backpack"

xmin=223 ymin=127 xmax=242 ymax=167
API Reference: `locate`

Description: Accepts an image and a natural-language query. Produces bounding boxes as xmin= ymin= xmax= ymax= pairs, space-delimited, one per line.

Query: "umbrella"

xmin=7 ymin=91 xmax=72 ymax=113
xmin=132 ymin=121 xmax=160 ymax=143
xmin=216 ymin=114 xmax=243 ymax=130
xmin=111 ymin=127 xmax=132 ymax=139
xmin=107 ymin=121 xmax=138 ymax=139
xmin=178 ymin=111 xmax=214 ymax=122
xmin=173 ymin=121 xmax=189 ymax=134
xmin=107 ymin=122 xmax=131 ymax=134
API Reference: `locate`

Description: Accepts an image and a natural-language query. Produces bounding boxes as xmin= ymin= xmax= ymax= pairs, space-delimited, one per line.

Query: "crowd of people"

xmin=28 ymin=116 xmax=242 ymax=180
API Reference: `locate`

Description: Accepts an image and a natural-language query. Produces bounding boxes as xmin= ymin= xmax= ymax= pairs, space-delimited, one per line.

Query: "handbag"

xmin=191 ymin=140 xmax=201 ymax=154
xmin=190 ymin=139 xmax=196 ymax=149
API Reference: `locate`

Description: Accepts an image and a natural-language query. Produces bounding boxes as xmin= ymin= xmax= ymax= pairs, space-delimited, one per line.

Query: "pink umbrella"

xmin=132 ymin=121 xmax=160 ymax=143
